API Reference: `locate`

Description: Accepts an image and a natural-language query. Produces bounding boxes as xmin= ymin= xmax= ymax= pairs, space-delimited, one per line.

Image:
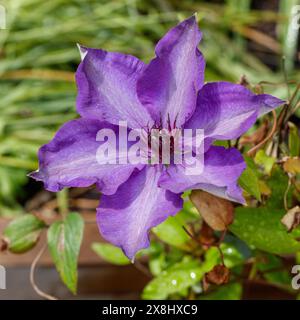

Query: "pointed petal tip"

xmin=257 ymin=94 xmax=286 ymax=116
xmin=236 ymin=196 xmax=247 ymax=206
xmin=183 ymin=14 xmax=198 ymax=27
xmin=257 ymin=92 xmax=285 ymax=105
xmin=173 ymin=15 xmax=199 ymax=31
xmin=76 ymin=43 xmax=88 ymax=61
xmin=119 ymin=244 xmax=136 ymax=262
xmin=266 ymin=96 xmax=286 ymax=107
xmin=27 ymin=170 xmax=40 ymax=180
xmin=226 ymin=184 xmax=246 ymax=205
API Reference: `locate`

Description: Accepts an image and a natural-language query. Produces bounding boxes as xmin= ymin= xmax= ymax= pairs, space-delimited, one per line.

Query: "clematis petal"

xmin=137 ymin=16 xmax=205 ymax=127
xmin=97 ymin=166 xmax=183 ymax=259
xmin=29 ymin=118 xmax=139 ymax=195
xmin=185 ymin=82 xmax=285 ymax=141
xmin=158 ymin=146 xmax=246 ymax=203
xmin=76 ymin=46 xmax=153 ymax=128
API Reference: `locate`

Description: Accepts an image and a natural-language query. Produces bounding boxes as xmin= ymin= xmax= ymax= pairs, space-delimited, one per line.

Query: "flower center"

xmin=145 ymin=114 xmax=182 ymax=165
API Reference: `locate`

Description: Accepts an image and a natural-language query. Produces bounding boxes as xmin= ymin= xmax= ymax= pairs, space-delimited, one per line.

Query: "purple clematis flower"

xmin=30 ymin=16 xmax=284 ymax=260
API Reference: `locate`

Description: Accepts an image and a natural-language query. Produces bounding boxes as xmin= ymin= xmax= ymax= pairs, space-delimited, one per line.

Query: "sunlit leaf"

xmin=258 ymin=180 xmax=272 ymax=196
xmin=152 ymin=210 xmax=192 ymax=250
xmin=230 ymin=207 xmax=300 ymax=255
xmin=239 ymin=156 xmax=261 ymax=200
xmin=266 ymin=167 xmax=291 ymax=210
xmin=283 ymin=157 xmax=300 ymax=175
xmin=221 ymin=243 xmax=245 ymax=268
xmin=142 ymin=250 xmax=219 ymax=300
xmin=254 ymin=150 xmax=275 ymax=175
xmin=149 ymin=253 xmax=166 ymax=276
xmin=91 ymin=242 xmax=130 ymax=265
xmin=2 ymin=214 xmax=46 ymax=253
xmin=47 ymin=212 xmax=84 ymax=294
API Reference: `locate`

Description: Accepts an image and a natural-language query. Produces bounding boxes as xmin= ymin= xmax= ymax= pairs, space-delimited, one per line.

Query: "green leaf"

xmin=239 ymin=156 xmax=261 ymax=201
xmin=47 ymin=212 xmax=84 ymax=294
xmin=152 ymin=210 xmax=191 ymax=250
xmin=3 ymin=214 xmax=46 ymax=253
xmin=213 ymin=140 xmax=230 ymax=148
xmin=266 ymin=167 xmax=291 ymax=210
xmin=142 ymin=250 xmax=219 ymax=300
xmin=149 ymin=253 xmax=166 ymax=276
xmin=200 ymin=282 xmax=242 ymax=300
xmin=230 ymin=207 xmax=300 ymax=255
xmin=202 ymin=243 xmax=246 ymax=270
xmin=288 ymin=122 xmax=300 ymax=157
xmin=91 ymin=242 xmax=130 ymax=265
xmin=181 ymin=199 xmax=201 ymax=218
xmin=254 ymin=150 xmax=275 ymax=175
xmin=208 ymin=282 xmax=242 ymax=300
xmin=256 ymin=253 xmax=291 ymax=286
xmin=146 ymin=242 xmax=176 ymax=276
xmin=221 ymin=243 xmax=245 ymax=268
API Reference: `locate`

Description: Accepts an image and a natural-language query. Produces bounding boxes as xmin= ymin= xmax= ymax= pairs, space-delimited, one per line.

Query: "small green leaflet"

xmin=92 ymin=242 xmax=130 ymax=265
xmin=3 ymin=214 xmax=46 ymax=253
xmin=239 ymin=156 xmax=261 ymax=201
xmin=142 ymin=249 xmax=219 ymax=300
xmin=47 ymin=212 xmax=84 ymax=294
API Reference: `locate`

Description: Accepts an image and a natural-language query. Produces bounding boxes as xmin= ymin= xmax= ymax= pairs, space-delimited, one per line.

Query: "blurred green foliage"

xmin=1 ymin=0 xmax=300 ymax=300
xmin=0 ymin=0 xmax=298 ymax=214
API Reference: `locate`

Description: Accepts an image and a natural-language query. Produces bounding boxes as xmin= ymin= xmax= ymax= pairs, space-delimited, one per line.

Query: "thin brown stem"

xmin=291 ymin=100 xmax=300 ymax=115
xmin=182 ymin=226 xmax=197 ymax=242
xmin=282 ymin=57 xmax=291 ymax=99
xmin=247 ymin=110 xmax=277 ymax=157
xmin=30 ymin=244 xmax=58 ymax=300
xmin=282 ymin=84 xmax=300 ymax=121
xmin=258 ymin=80 xmax=296 ymax=87
xmin=183 ymin=226 xmax=226 ymax=265
xmin=289 ymin=83 xmax=300 ymax=106
xmin=134 ymin=260 xmax=152 ymax=278
xmin=283 ymin=178 xmax=292 ymax=211
xmin=217 ymin=246 xmax=225 ymax=266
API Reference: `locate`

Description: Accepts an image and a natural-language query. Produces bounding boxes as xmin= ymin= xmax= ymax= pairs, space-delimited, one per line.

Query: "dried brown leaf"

xmin=204 ymin=264 xmax=230 ymax=286
xmin=283 ymin=157 xmax=300 ymax=175
xmin=281 ymin=206 xmax=300 ymax=232
xmin=190 ymin=190 xmax=234 ymax=231
xmin=240 ymin=120 xmax=269 ymax=146
xmin=199 ymin=221 xmax=217 ymax=247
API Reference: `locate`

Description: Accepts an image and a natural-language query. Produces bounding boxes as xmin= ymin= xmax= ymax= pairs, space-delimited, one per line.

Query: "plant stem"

xmin=30 ymin=243 xmax=58 ymax=300
xmin=57 ymin=189 xmax=69 ymax=219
